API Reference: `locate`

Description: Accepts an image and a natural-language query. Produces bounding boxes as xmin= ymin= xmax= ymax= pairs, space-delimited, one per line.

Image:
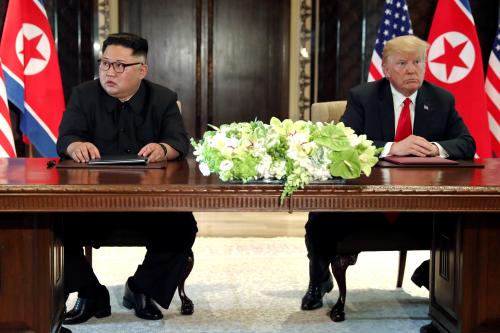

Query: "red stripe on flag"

xmin=368 ymin=64 xmax=383 ymax=81
xmin=0 ymin=58 xmax=16 ymax=157
xmin=0 ymin=129 xmax=16 ymax=157
xmin=486 ymin=70 xmax=500 ymax=94
xmin=486 ymin=95 xmax=500 ymax=125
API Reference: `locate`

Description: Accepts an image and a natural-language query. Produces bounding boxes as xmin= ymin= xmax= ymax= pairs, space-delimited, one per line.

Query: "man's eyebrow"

xmin=102 ymin=57 xmax=140 ymax=63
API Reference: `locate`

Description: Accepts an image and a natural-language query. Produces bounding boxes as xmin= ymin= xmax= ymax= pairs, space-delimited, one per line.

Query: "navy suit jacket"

xmin=340 ymin=78 xmax=476 ymax=159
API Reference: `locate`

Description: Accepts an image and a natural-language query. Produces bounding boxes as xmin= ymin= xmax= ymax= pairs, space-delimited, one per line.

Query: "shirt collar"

xmin=100 ymin=80 xmax=146 ymax=113
xmin=389 ymin=84 xmax=418 ymax=107
xmin=124 ymin=81 xmax=146 ymax=113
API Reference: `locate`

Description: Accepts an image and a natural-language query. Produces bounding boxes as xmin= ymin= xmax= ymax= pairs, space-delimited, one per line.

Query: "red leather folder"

xmin=382 ymin=156 xmax=459 ymax=165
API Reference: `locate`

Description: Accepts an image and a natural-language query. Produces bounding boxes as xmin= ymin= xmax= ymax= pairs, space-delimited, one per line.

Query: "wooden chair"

xmin=310 ymin=101 xmax=348 ymax=124
xmin=310 ymin=101 xmax=431 ymax=322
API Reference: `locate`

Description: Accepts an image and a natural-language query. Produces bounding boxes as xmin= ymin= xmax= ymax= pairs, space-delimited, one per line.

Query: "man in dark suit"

xmin=57 ymin=33 xmax=197 ymax=325
xmin=301 ymin=35 xmax=476 ymax=320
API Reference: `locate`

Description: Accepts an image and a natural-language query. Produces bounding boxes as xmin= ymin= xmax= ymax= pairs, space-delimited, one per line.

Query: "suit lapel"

xmin=414 ymin=84 xmax=432 ymax=137
xmin=378 ymin=80 xmax=395 ymax=141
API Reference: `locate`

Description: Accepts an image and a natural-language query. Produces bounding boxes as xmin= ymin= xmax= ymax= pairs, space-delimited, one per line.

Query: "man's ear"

xmin=140 ymin=64 xmax=149 ymax=79
xmin=382 ymin=63 xmax=390 ymax=78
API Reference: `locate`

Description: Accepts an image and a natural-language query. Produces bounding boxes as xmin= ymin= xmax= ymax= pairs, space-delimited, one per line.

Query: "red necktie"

xmin=386 ymin=98 xmax=412 ymax=224
xmin=394 ymin=98 xmax=412 ymax=142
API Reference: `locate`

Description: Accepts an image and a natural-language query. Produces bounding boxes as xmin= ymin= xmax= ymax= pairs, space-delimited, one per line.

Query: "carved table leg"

xmin=178 ymin=251 xmax=194 ymax=315
xmin=330 ymin=254 xmax=358 ymax=322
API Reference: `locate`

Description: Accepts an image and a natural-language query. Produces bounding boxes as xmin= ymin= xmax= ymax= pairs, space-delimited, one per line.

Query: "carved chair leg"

xmin=330 ymin=254 xmax=358 ymax=322
xmin=178 ymin=251 xmax=194 ymax=315
xmin=396 ymin=250 xmax=407 ymax=288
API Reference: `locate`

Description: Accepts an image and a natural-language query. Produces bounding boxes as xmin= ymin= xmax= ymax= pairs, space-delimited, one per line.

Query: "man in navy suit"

xmin=301 ymin=35 xmax=476 ymax=319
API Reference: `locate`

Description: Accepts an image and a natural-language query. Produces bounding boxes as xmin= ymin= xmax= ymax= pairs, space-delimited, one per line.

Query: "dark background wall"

xmin=119 ymin=0 xmax=290 ymax=138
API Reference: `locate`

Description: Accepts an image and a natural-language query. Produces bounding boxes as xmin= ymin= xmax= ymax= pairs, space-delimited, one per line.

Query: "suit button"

xmin=120 ymin=128 xmax=125 ymax=133
xmin=126 ymin=149 xmax=131 ymax=153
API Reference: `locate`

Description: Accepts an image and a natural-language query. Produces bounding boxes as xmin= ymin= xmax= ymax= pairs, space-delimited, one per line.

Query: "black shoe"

xmin=411 ymin=259 xmax=430 ymax=290
xmin=63 ymin=287 xmax=111 ymax=325
xmin=420 ymin=322 xmax=439 ymax=333
xmin=60 ymin=327 xmax=72 ymax=333
xmin=123 ymin=278 xmax=163 ymax=320
xmin=301 ymin=274 xmax=334 ymax=310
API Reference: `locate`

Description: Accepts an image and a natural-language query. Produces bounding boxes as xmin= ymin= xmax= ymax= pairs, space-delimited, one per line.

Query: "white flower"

xmin=219 ymin=160 xmax=234 ymax=171
xmin=289 ymin=131 xmax=308 ymax=146
xmin=211 ymin=133 xmax=239 ymax=156
xmin=199 ymin=162 xmax=211 ymax=176
xmin=256 ymin=154 xmax=273 ymax=178
xmin=271 ymin=160 xmax=287 ymax=179
xmin=347 ymin=133 xmax=361 ymax=147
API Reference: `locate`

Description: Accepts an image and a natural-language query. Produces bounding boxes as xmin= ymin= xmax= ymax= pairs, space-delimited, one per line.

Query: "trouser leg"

xmin=62 ymin=213 xmax=109 ymax=298
xmin=64 ymin=244 xmax=101 ymax=297
xmin=305 ymin=212 xmax=339 ymax=283
xmin=130 ymin=212 xmax=198 ymax=309
xmin=132 ymin=250 xmax=190 ymax=309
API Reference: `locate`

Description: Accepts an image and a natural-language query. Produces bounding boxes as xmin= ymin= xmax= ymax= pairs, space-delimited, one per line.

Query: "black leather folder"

xmin=56 ymin=155 xmax=167 ymax=169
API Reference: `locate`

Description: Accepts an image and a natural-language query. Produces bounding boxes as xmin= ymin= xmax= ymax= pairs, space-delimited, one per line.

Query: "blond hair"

xmin=382 ymin=35 xmax=429 ymax=64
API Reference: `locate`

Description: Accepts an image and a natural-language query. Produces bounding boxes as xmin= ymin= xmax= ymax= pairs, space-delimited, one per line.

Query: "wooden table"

xmin=0 ymin=158 xmax=499 ymax=333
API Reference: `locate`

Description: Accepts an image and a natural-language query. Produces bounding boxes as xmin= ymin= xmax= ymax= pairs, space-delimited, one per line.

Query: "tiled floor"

xmin=66 ymin=220 xmax=431 ymax=333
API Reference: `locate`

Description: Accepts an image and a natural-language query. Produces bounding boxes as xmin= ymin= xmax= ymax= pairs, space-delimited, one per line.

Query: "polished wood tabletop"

xmin=0 ymin=158 xmax=499 ymax=333
xmin=0 ymin=158 xmax=498 ymax=212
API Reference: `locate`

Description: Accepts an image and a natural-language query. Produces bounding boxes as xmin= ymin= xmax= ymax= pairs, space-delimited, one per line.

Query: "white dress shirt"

xmin=380 ymin=84 xmax=448 ymax=158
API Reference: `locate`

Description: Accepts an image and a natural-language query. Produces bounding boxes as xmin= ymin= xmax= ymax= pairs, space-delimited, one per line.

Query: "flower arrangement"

xmin=191 ymin=117 xmax=381 ymax=203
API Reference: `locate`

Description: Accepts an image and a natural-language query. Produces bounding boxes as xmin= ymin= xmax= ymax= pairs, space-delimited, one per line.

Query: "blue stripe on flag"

xmin=4 ymin=71 xmax=57 ymax=157
xmin=3 ymin=71 xmax=25 ymax=114
xmin=456 ymin=0 xmax=472 ymax=13
xmin=493 ymin=24 xmax=500 ymax=59
xmin=22 ymin=110 xmax=58 ymax=157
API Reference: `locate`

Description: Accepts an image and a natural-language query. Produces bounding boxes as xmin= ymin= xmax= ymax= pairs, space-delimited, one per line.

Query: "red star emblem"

xmin=20 ymin=33 xmax=46 ymax=66
xmin=430 ymin=37 xmax=468 ymax=79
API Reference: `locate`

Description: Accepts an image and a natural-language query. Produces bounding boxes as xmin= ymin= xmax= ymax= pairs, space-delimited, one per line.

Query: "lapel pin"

xmin=424 ymin=104 xmax=429 ymax=110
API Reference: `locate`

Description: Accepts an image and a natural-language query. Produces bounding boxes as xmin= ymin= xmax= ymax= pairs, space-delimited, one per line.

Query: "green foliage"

xmin=192 ymin=118 xmax=380 ymax=204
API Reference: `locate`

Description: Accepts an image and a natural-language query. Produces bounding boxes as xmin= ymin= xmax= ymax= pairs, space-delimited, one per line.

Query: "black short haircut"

xmin=102 ymin=33 xmax=148 ymax=59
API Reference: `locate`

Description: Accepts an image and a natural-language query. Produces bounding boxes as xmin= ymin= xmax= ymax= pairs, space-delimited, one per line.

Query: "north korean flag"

xmin=425 ymin=0 xmax=492 ymax=158
xmin=0 ymin=0 xmax=65 ymax=157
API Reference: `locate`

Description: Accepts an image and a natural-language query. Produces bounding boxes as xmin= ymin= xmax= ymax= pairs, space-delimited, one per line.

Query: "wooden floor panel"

xmin=194 ymin=212 xmax=308 ymax=237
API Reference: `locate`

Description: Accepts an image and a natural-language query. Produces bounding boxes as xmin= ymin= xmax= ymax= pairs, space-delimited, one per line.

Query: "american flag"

xmin=367 ymin=0 xmax=413 ymax=82
xmin=485 ymin=23 xmax=500 ymax=157
xmin=0 ymin=57 xmax=16 ymax=157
